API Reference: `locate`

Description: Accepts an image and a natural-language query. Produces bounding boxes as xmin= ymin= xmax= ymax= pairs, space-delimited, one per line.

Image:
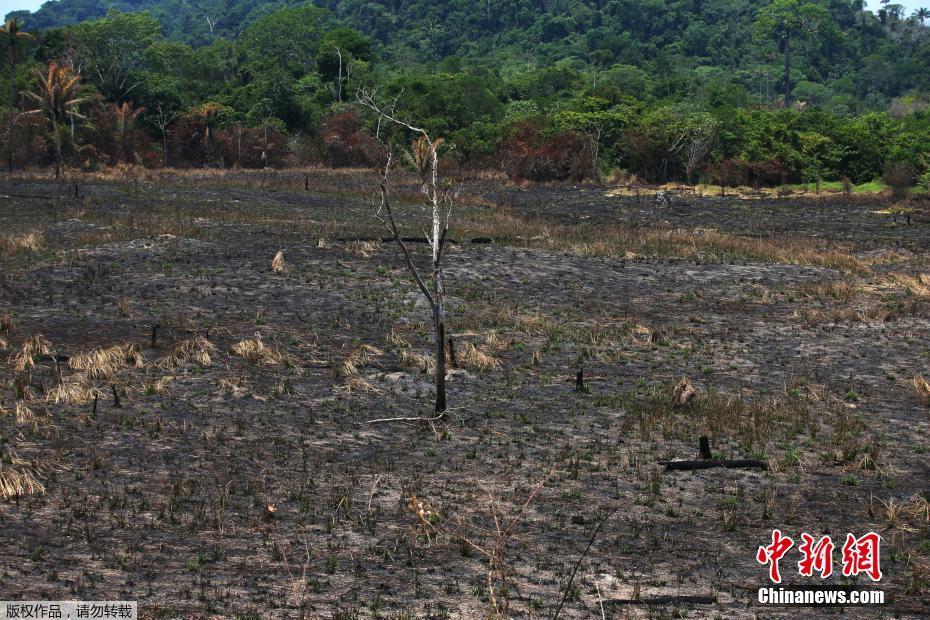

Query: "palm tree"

xmin=190 ymin=102 xmax=224 ymax=166
xmin=915 ymin=7 xmax=930 ymax=24
xmin=23 ymin=62 xmax=88 ymax=179
xmin=0 ymin=19 xmax=34 ymax=173
xmin=112 ymin=101 xmax=144 ymax=163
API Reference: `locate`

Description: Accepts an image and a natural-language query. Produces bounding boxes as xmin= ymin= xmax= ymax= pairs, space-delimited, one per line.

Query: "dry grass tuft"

xmin=13 ymin=401 xmax=36 ymax=424
xmin=339 ymin=344 xmax=384 ymax=377
xmin=46 ymin=378 xmax=96 ymax=405
xmin=797 ymin=280 xmax=860 ymax=302
xmin=159 ymin=336 xmax=216 ymax=369
xmin=912 ymin=376 xmax=930 ymax=407
xmin=794 ymin=305 xmax=894 ymax=326
xmin=336 ymin=375 xmax=382 ymax=395
xmin=673 ymin=376 xmax=696 ymax=406
xmin=140 ymin=375 xmax=174 ymax=396
xmin=70 ymin=343 xmax=143 ymax=379
xmin=386 ymin=328 xmax=411 ymax=350
xmin=10 ymin=335 xmax=53 ymax=372
xmin=0 ymin=465 xmax=45 ymax=499
xmin=458 ymin=341 xmax=500 ymax=372
xmin=230 ymin=337 xmax=297 ymax=367
xmin=0 ymin=230 xmax=44 ymax=256
xmin=887 ymin=273 xmax=930 ymax=297
xmin=5 ymin=400 xmax=53 ymax=428
xmin=0 ymin=336 xmax=7 ymax=351
xmin=272 ymin=250 xmax=288 ymax=273
xmin=400 ymin=349 xmax=435 ymax=374
xmin=345 ymin=240 xmax=379 ymax=258
xmin=217 ymin=376 xmax=250 ymax=397
xmin=117 ymin=297 xmax=132 ymax=318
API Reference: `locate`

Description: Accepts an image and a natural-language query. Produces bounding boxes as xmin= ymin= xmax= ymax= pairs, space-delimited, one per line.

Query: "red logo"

xmin=798 ymin=533 xmax=835 ymax=578
xmin=758 ymin=531 xmax=882 ymax=583
xmin=757 ymin=529 xmax=795 ymax=584
xmin=841 ymin=532 xmax=883 ymax=582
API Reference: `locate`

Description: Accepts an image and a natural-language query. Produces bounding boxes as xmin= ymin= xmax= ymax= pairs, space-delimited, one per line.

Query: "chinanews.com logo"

xmin=755 ymin=529 xmax=885 ymax=606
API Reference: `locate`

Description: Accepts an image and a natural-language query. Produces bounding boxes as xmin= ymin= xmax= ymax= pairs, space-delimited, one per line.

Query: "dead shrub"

xmin=912 ymin=376 xmax=930 ymax=407
xmin=673 ymin=376 xmax=696 ymax=406
xmin=272 ymin=250 xmax=288 ymax=273
xmin=884 ymin=162 xmax=915 ymax=201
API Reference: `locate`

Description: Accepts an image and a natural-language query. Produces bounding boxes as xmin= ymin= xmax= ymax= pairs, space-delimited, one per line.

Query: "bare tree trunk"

xmin=433 ymin=304 xmax=447 ymax=412
xmin=7 ymin=51 xmax=14 ymax=173
xmin=335 ymin=47 xmax=343 ymax=103
xmin=162 ymin=132 xmax=168 ymax=167
xmin=54 ymin=123 xmax=61 ymax=180
xmin=783 ymin=30 xmax=791 ymax=106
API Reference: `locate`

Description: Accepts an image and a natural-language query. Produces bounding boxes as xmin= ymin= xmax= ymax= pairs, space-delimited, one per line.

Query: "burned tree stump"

xmin=575 ymin=366 xmax=585 ymax=392
xmin=448 ymin=336 xmax=458 ymax=369
xmin=699 ymin=435 xmax=712 ymax=460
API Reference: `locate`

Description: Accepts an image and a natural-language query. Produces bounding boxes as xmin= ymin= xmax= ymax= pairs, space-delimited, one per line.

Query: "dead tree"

xmin=357 ymin=89 xmax=458 ymax=414
xmin=148 ymin=102 xmax=179 ymax=168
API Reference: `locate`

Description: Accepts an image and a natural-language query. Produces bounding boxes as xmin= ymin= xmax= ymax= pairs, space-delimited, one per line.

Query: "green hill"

xmin=2 ymin=1 xmax=929 ymax=184
xmin=8 ymin=0 xmax=930 ymax=106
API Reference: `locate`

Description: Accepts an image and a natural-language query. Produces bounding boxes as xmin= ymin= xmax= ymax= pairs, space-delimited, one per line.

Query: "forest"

xmin=1 ymin=0 xmax=930 ymax=187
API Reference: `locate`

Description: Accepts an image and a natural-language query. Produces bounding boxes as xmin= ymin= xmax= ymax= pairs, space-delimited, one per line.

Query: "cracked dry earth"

xmin=0 ymin=175 xmax=928 ymax=619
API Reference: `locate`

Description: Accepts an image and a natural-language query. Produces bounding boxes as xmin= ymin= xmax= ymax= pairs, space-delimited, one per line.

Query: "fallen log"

xmin=337 ymin=236 xmax=458 ymax=244
xmin=659 ymin=459 xmax=768 ymax=471
xmin=334 ymin=236 xmax=490 ymax=245
xmin=606 ymin=595 xmax=716 ymax=606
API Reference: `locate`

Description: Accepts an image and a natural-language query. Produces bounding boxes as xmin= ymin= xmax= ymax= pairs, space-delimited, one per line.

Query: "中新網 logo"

xmin=756 ymin=530 xmax=882 ymax=583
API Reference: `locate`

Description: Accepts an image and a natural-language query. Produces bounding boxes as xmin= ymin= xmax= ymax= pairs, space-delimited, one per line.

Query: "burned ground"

xmin=0 ymin=172 xmax=928 ymax=619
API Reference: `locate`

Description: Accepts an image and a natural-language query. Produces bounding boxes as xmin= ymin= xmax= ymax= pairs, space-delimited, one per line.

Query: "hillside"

xmin=9 ymin=0 xmax=930 ymax=102
xmin=1 ymin=0 xmax=929 ymax=186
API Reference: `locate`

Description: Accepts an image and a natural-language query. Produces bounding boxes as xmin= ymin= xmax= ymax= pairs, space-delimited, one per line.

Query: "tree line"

xmin=0 ymin=2 xmax=929 ymax=188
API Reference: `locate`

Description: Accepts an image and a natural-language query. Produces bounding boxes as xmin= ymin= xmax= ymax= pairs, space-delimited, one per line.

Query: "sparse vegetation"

xmin=0 ymin=170 xmax=927 ymax=617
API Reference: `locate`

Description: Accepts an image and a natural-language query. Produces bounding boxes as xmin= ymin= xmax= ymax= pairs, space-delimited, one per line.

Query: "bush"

xmin=498 ymin=122 xmax=593 ymax=182
xmin=883 ymin=162 xmax=914 ymax=200
xmin=319 ymin=111 xmax=379 ymax=168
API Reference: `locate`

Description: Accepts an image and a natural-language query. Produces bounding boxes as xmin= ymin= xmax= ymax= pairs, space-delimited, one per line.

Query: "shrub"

xmin=883 ymin=162 xmax=915 ymax=201
xmin=498 ymin=122 xmax=593 ymax=182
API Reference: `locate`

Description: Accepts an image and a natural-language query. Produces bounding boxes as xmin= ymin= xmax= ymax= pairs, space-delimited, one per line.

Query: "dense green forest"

xmin=2 ymin=0 xmax=930 ymax=187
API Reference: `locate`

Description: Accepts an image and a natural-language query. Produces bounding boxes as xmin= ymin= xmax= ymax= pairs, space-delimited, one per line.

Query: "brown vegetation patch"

xmin=158 ymin=336 xmax=216 ymax=369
